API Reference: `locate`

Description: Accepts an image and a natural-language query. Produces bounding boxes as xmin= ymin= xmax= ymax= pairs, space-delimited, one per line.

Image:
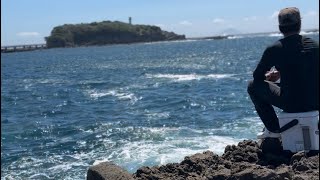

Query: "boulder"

xmin=87 ymin=162 xmax=134 ymax=180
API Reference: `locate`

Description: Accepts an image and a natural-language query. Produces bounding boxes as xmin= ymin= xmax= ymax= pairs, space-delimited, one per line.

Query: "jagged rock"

xmin=290 ymin=151 xmax=306 ymax=164
xmin=222 ymin=140 xmax=261 ymax=163
xmin=87 ymin=162 xmax=134 ymax=180
xmin=292 ymin=155 xmax=319 ymax=173
xmin=88 ymin=139 xmax=319 ymax=180
xmin=275 ymin=165 xmax=293 ymax=179
xmin=229 ymin=163 xmax=280 ymax=180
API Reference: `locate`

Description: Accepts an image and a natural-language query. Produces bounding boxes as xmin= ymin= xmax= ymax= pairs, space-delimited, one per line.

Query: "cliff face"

xmin=45 ymin=21 xmax=185 ymax=48
xmin=87 ymin=139 xmax=319 ymax=180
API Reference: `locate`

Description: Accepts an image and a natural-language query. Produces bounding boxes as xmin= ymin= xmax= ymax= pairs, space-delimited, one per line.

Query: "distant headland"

xmin=1 ymin=27 xmax=318 ymax=53
xmin=45 ymin=20 xmax=186 ymax=48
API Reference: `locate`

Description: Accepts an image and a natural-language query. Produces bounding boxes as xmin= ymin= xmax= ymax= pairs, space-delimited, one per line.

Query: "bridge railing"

xmin=1 ymin=44 xmax=47 ymax=53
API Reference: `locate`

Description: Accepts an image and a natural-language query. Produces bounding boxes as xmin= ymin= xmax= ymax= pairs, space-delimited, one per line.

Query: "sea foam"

xmin=146 ymin=73 xmax=236 ymax=82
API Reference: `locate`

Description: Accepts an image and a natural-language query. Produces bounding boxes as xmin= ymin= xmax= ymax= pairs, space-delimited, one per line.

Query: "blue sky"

xmin=1 ymin=0 xmax=319 ymax=45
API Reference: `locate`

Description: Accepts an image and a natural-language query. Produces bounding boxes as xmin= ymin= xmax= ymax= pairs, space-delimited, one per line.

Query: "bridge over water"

xmin=1 ymin=44 xmax=47 ymax=53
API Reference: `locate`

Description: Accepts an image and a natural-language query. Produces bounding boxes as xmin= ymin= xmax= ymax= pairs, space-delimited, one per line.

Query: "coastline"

xmin=2 ymin=29 xmax=318 ymax=54
xmin=87 ymin=139 xmax=319 ymax=180
xmin=1 ymin=39 xmax=186 ymax=54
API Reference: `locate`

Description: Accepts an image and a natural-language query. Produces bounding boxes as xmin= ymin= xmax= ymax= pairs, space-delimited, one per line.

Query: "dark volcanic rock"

xmin=229 ymin=162 xmax=280 ymax=180
xmin=87 ymin=162 xmax=134 ymax=180
xmin=222 ymin=140 xmax=261 ymax=163
xmin=88 ymin=139 xmax=319 ymax=180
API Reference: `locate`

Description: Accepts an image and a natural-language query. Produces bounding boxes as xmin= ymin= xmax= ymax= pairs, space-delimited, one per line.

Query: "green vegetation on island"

xmin=45 ymin=21 xmax=186 ymax=48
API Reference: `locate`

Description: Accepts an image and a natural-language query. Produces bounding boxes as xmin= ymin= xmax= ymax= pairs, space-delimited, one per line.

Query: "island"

xmin=45 ymin=20 xmax=186 ymax=48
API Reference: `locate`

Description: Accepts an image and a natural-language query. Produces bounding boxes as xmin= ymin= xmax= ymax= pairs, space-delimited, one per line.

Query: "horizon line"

xmin=1 ymin=28 xmax=319 ymax=47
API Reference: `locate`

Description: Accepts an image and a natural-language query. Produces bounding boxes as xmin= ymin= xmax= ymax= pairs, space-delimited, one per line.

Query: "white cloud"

xmin=16 ymin=32 xmax=40 ymax=37
xmin=243 ymin=16 xmax=257 ymax=21
xmin=179 ymin=20 xmax=192 ymax=26
xmin=155 ymin=24 xmax=165 ymax=28
xmin=304 ymin=10 xmax=319 ymax=17
xmin=212 ymin=18 xmax=225 ymax=24
xmin=270 ymin=11 xmax=279 ymax=19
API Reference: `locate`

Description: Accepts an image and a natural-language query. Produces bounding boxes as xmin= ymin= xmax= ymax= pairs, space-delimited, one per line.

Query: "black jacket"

xmin=253 ymin=34 xmax=319 ymax=111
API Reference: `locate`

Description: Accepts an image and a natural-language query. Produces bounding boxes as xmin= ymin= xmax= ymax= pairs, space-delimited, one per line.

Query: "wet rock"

xmin=222 ymin=140 xmax=261 ymax=163
xmin=230 ymin=164 xmax=280 ymax=180
xmin=275 ymin=165 xmax=293 ymax=179
xmin=87 ymin=162 xmax=134 ymax=180
xmin=290 ymin=151 xmax=306 ymax=164
xmin=88 ymin=139 xmax=319 ymax=180
xmin=292 ymin=155 xmax=319 ymax=173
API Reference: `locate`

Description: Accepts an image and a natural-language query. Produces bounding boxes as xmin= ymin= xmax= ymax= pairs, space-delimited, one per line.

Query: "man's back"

xmin=253 ymin=34 xmax=319 ymax=111
xmin=277 ymin=35 xmax=318 ymax=110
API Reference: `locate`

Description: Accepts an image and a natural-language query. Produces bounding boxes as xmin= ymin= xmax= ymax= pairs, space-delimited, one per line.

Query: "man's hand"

xmin=265 ymin=70 xmax=280 ymax=82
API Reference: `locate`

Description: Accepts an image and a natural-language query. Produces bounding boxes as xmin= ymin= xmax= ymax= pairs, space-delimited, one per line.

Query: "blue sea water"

xmin=1 ymin=33 xmax=319 ymax=179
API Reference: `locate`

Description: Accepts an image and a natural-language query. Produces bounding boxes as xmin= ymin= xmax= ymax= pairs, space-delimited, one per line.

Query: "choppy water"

xmin=1 ymin=32 xmax=318 ymax=179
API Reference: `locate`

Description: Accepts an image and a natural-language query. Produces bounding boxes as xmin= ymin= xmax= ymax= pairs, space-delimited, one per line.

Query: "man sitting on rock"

xmin=247 ymin=7 xmax=319 ymax=139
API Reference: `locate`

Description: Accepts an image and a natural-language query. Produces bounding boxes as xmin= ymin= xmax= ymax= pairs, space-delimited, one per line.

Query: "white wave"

xmin=23 ymin=78 xmax=67 ymax=85
xmin=21 ymin=79 xmax=70 ymax=90
xmin=143 ymin=39 xmax=198 ymax=45
xmin=28 ymin=173 xmax=52 ymax=179
xmin=3 ymin=117 xmax=265 ymax=178
xmin=88 ymin=90 xmax=114 ymax=98
xmin=79 ymin=128 xmax=94 ymax=133
xmin=190 ymin=102 xmax=199 ymax=107
xmin=56 ymin=101 xmax=68 ymax=107
xmin=87 ymin=125 xmax=241 ymax=172
xmin=146 ymin=73 xmax=235 ymax=81
xmin=108 ymin=135 xmax=240 ymax=168
xmin=79 ymin=80 xmax=106 ymax=84
xmin=227 ymin=36 xmax=243 ymax=39
xmin=77 ymin=140 xmax=86 ymax=147
xmin=2 ymin=153 xmax=93 ymax=179
xmin=268 ymin=33 xmax=283 ymax=37
xmin=145 ymin=112 xmax=170 ymax=120
xmin=3 ymin=174 xmax=16 ymax=180
xmin=87 ymin=89 xmax=141 ymax=104
xmin=220 ymin=116 xmax=264 ymax=139
xmin=38 ymin=79 xmax=61 ymax=84
xmin=300 ymin=31 xmax=319 ymax=35
xmin=2 ymin=122 xmax=253 ymax=179
xmin=207 ymin=74 xmax=235 ymax=79
xmin=48 ymin=162 xmax=88 ymax=171
xmin=268 ymin=31 xmax=319 ymax=37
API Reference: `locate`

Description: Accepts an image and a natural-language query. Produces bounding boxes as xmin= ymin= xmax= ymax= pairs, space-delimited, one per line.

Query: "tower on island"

xmin=129 ymin=17 xmax=132 ymax=25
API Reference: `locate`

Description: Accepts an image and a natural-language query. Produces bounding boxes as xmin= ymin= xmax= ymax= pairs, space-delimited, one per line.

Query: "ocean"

xmin=1 ymin=32 xmax=318 ymax=179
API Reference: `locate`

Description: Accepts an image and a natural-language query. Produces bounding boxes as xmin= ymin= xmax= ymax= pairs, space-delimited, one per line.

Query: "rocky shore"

xmin=87 ymin=139 xmax=319 ymax=180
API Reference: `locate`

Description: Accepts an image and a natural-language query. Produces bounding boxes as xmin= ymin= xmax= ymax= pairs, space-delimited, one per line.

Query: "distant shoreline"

xmin=2 ymin=29 xmax=318 ymax=54
xmin=187 ymin=28 xmax=319 ymax=39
